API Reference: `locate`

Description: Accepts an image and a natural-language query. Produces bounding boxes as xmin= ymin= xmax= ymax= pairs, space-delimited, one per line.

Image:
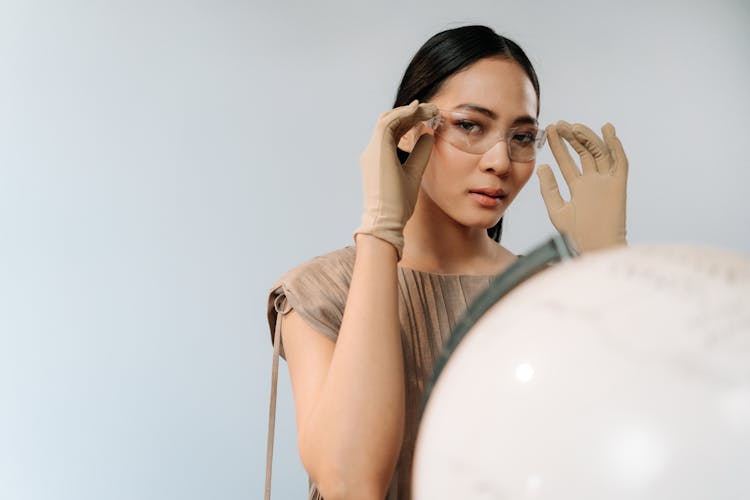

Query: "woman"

xmin=266 ymin=25 xmax=627 ymax=500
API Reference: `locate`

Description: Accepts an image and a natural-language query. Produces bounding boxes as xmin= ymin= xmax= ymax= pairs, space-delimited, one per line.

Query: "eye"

xmin=452 ymin=119 xmax=483 ymax=136
xmin=511 ymin=131 xmax=537 ymax=145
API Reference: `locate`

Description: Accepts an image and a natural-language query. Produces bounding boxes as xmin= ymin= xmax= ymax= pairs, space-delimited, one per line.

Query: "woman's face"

xmin=417 ymin=57 xmax=539 ymax=230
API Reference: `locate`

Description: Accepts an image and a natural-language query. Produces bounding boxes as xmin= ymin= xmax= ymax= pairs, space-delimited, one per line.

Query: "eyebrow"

xmin=511 ymin=115 xmax=539 ymax=127
xmin=453 ymin=103 xmax=497 ymax=119
xmin=452 ymin=103 xmax=538 ymax=127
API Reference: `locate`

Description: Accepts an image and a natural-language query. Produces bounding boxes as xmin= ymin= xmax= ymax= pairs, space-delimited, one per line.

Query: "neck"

xmin=401 ymin=189 xmax=505 ymax=275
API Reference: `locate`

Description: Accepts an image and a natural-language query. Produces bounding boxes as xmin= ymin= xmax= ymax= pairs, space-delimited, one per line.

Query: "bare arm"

xmin=280 ymin=102 xmax=438 ymax=499
xmin=282 ymin=235 xmax=401 ymax=499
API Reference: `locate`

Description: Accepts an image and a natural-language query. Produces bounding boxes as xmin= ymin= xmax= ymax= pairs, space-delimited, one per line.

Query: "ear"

xmin=398 ymin=123 xmax=432 ymax=153
xmin=397 ymin=127 xmax=417 ymax=153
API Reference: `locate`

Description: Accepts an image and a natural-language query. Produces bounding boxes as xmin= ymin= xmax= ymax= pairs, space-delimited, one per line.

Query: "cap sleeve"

xmin=266 ymin=247 xmax=356 ymax=359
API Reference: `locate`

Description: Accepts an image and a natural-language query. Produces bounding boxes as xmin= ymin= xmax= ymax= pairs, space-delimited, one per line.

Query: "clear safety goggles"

xmin=424 ymin=109 xmax=547 ymax=162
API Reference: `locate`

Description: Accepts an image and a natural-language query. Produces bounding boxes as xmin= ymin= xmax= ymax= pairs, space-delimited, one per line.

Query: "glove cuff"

xmin=354 ymin=214 xmax=405 ymax=260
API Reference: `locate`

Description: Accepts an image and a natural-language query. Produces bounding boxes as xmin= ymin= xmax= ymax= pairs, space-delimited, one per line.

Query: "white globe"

xmin=413 ymin=245 xmax=750 ymax=500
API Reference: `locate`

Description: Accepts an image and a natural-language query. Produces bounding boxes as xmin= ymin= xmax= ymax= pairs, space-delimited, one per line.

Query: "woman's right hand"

xmin=354 ymin=100 xmax=439 ymax=259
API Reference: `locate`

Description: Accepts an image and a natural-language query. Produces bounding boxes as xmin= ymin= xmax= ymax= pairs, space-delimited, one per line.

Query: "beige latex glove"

xmin=537 ymin=121 xmax=628 ymax=253
xmin=354 ymin=100 xmax=438 ymax=259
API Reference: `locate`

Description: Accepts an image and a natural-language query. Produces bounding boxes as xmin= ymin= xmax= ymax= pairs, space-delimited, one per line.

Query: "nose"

xmin=478 ymin=139 xmax=511 ymax=176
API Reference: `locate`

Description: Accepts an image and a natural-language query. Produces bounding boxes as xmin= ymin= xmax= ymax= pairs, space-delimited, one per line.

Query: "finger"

xmin=536 ymin=164 xmax=565 ymax=213
xmin=546 ymin=122 xmax=580 ymax=185
xmin=383 ymin=101 xmax=439 ymax=143
xmin=571 ymin=123 xmax=612 ymax=175
xmin=556 ymin=120 xmax=597 ymax=175
xmin=403 ymin=133 xmax=434 ymax=181
xmin=602 ymin=123 xmax=629 ymax=178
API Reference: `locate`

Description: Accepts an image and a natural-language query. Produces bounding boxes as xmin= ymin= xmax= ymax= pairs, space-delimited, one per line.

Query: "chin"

xmin=434 ymin=195 xmax=506 ymax=230
xmin=457 ymin=211 xmax=505 ymax=230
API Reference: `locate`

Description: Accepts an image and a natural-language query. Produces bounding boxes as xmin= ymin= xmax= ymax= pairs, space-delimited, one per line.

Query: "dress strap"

xmin=264 ymin=307 xmax=283 ymax=500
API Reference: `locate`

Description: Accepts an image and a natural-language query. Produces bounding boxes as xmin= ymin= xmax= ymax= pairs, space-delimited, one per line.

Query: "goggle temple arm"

xmin=424 ymin=115 xmax=444 ymax=131
xmin=537 ymin=128 xmax=548 ymax=148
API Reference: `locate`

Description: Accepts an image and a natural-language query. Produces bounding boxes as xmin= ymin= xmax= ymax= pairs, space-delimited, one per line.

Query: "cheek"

xmin=503 ymin=161 xmax=535 ymax=204
xmin=421 ymin=141 xmax=477 ymax=196
xmin=515 ymin=162 xmax=535 ymax=187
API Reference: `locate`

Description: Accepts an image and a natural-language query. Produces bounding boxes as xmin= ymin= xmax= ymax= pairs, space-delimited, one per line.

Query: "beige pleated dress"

xmin=267 ymin=246 xmax=496 ymax=500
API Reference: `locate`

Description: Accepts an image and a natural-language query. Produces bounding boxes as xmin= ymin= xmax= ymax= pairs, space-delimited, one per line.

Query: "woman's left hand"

xmin=536 ymin=121 xmax=628 ymax=253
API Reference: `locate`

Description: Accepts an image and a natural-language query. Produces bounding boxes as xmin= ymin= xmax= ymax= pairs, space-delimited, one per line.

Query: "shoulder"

xmin=267 ymin=246 xmax=356 ymax=354
xmin=271 ymin=246 xmax=356 ymax=293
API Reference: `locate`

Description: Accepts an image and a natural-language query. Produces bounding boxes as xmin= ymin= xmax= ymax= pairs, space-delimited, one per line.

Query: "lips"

xmin=468 ymin=188 xmax=507 ymax=208
xmin=469 ymin=188 xmax=507 ymax=198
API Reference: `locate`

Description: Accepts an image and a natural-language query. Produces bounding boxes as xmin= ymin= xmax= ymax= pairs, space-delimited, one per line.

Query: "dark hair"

xmin=393 ymin=25 xmax=540 ymax=243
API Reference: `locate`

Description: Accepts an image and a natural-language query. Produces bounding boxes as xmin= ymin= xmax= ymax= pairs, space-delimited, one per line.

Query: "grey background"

xmin=1 ymin=0 xmax=748 ymax=499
